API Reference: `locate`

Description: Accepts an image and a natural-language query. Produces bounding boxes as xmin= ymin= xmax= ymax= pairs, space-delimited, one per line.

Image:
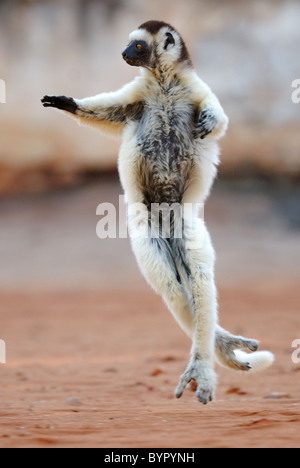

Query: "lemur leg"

xmin=131 ymin=235 xmax=194 ymax=338
xmin=179 ymin=218 xmax=259 ymax=373
xmin=131 ymin=232 xmax=258 ymax=394
xmin=131 ymin=230 xmax=218 ymax=404
xmin=171 ymin=230 xmax=259 ymax=399
xmin=173 ymin=239 xmax=218 ymax=404
xmin=215 ymin=326 xmax=258 ymax=371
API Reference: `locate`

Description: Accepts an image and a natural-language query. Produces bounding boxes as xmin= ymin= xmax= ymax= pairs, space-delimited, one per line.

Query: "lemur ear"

xmin=164 ymin=32 xmax=175 ymax=50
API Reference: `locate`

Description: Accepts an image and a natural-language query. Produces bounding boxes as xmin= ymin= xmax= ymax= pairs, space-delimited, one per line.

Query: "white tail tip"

xmin=234 ymin=350 xmax=275 ymax=373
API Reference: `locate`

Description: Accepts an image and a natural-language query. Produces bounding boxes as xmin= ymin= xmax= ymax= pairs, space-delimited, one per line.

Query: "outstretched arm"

xmin=41 ymin=77 xmax=145 ymax=137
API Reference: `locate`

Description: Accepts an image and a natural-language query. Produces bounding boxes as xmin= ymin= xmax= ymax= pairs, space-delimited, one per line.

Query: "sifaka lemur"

xmin=42 ymin=21 xmax=274 ymax=404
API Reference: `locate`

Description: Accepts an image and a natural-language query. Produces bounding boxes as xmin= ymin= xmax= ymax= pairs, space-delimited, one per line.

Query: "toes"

xmin=245 ymin=340 xmax=259 ymax=352
xmin=196 ymin=387 xmax=214 ymax=405
xmin=176 ymin=378 xmax=214 ymax=405
xmin=232 ymin=359 xmax=252 ymax=372
xmin=222 ymin=355 xmax=252 ymax=372
xmin=238 ymin=361 xmax=252 ymax=372
xmin=228 ymin=337 xmax=259 ymax=352
xmin=175 ymin=363 xmax=216 ymax=405
xmin=175 ymin=387 xmax=184 ymax=399
xmin=175 ymin=374 xmax=190 ymax=399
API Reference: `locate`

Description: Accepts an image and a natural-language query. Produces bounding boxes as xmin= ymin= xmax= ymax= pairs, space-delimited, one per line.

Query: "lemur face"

xmin=122 ymin=20 xmax=192 ymax=71
xmin=122 ymin=39 xmax=151 ymax=68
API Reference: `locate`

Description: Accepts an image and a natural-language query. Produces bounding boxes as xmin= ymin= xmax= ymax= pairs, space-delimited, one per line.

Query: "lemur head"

xmin=122 ymin=21 xmax=192 ymax=74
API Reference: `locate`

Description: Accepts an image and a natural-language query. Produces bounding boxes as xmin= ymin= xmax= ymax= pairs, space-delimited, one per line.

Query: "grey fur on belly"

xmin=135 ymin=103 xmax=196 ymax=206
xmin=135 ymin=150 xmax=194 ymax=206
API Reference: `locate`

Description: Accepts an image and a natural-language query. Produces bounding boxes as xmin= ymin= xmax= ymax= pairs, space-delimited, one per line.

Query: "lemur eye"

xmin=164 ymin=32 xmax=175 ymax=50
xmin=136 ymin=43 xmax=142 ymax=50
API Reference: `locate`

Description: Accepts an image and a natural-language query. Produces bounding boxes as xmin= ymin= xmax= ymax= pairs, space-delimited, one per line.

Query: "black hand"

xmin=41 ymin=95 xmax=78 ymax=114
xmin=193 ymin=109 xmax=217 ymax=140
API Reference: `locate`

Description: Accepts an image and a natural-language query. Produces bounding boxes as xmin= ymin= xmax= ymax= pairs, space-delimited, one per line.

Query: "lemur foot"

xmin=193 ymin=109 xmax=218 ymax=140
xmin=216 ymin=331 xmax=259 ymax=371
xmin=175 ymin=359 xmax=217 ymax=405
xmin=41 ymin=95 xmax=78 ymax=114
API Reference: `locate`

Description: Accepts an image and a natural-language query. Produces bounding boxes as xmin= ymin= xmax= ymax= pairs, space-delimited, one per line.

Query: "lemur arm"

xmin=185 ymin=72 xmax=229 ymax=140
xmin=194 ymin=91 xmax=229 ymax=140
xmin=41 ymin=77 xmax=145 ymax=137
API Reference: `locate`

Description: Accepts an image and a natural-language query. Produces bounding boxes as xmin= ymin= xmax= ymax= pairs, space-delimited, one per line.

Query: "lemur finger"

xmin=194 ymin=112 xmax=218 ymax=140
xmin=41 ymin=96 xmax=50 ymax=102
xmin=192 ymin=128 xmax=212 ymax=139
xmin=41 ymin=96 xmax=58 ymax=105
xmin=194 ymin=124 xmax=209 ymax=132
xmin=200 ymin=131 xmax=212 ymax=140
xmin=197 ymin=114 xmax=209 ymax=123
xmin=41 ymin=96 xmax=62 ymax=108
xmin=198 ymin=110 xmax=209 ymax=121
xmin=192 ymin=127 xmax=206 ymax=136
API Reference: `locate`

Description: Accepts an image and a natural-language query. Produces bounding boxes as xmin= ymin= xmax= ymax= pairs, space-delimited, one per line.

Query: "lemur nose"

xmin=122 ymin=50 xmax=127 ymax=58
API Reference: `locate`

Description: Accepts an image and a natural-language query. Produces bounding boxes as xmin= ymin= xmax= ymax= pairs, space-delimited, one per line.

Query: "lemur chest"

xmin=136 ymin=96 xmax=197 ymax=206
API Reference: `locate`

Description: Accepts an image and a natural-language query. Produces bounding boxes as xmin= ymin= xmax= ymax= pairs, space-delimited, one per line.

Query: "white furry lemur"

xmin=42 ymin=21 xmax=274 ymax=404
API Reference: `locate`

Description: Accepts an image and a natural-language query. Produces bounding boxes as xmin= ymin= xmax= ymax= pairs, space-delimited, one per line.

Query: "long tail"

xmin=233 ymin=349 xmax=274 ymax=373
xmin=215 ymin=327 xmax=274 ymax=373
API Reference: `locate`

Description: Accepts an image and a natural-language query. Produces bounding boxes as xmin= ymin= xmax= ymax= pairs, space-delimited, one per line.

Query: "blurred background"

xmin=1 ymin=0 xmax=300 ymax=186
xmin=0 ymin=0 xmax=300 ymax=449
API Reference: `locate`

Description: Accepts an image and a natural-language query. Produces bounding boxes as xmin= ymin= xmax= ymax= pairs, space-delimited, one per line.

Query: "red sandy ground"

xmin=0 ymin=180 xmax=299 ymax=448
